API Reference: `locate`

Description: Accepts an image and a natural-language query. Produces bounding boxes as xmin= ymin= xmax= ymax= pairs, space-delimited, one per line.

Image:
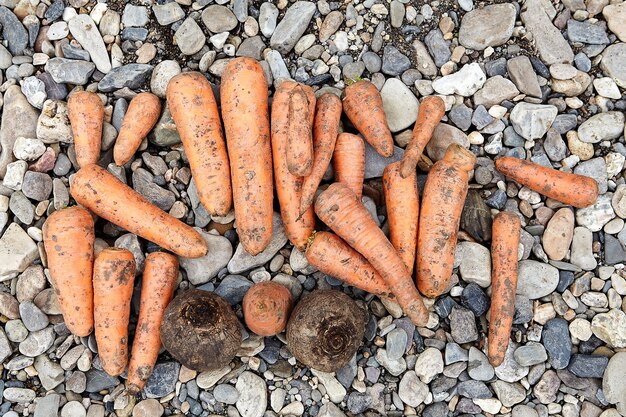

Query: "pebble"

xmin=68 ymin=14 xmax=110 ymax=73
xmin=174 ymin=18 xmax=206 ymax=55
xmin=380 ymin=78 xmax=418 ymax=132
xmin=577 ymin=112 xmax=625 ymax=144
xmin=180 ymin=229 xmax=232 ymax=284
xmin=152 ymin=2 xmax=184 ymax=25
xmin=568 ymin=354 xmax=608 ymax=378
xmin=235 ymin=371 xmax=267 ymax=417
xmin=467 ymin=347 xmax=494 ymax=381
xmin=381 ymin=45 xmax=411 ymax=76
xmin=458 ymin=3 xmax=516 ymax=50
xmin=460 ymin=283 xmax=489 ymax=316
xmin=0 ymin=223 xmax=39 ymax=281
xmin=228 ymin=213 xmax=288 ymax=273
xmin=3 ymin=387 xmax=36 ymax=403
xmin=19 ymin=300 xmax=49 ymax=331
xmin=398 ymin=371 xmax=428 ymax=407
xmin=576 ymin=194 xmax=615 ymax=232
xmin=33 ymin=393 xmax=60 ymax=417
xmin=270 ymin=1 xmax=316 ymax=54
xmin=542 ymin=208 xmax=574 ymax=261
xmin=144 ymin=362 xmax=180 ymax=398
xmin=61 ymin=401 xmax=86 ymax=417
xmin=98 ymin=64 xmax=153 ymax=92
xmin=510 ymin=103 xmax=558 ymax=140
xmin=449 ymin=306 xmax=478 ymax=343
xmin=213 ymin=384 xmax=239 ymax=404
xmin=386 ymin=328 xmax=408 ymax=360
xmin=514 ymin=343 xmax=548 ymax=366
xmin=516 ymin=260 xmax=559 ymax=299
xmin=457 ymin=241 xmax=491 ymax=287
xmin=543 ymin=318 xmax=572 ymax=369
xmin=426 ymin=123 xmax=469 ymax=161
xmin=432 ymin=63 xmax=485 ymax=96
xmin=133 ymin=399 xmax=163 ymax=417
xmin=603 ymin=352 xmax=626 ymax=409
xmin=591 ymin=309 xmax=626 ymax=348
xmin=521 ymin=0 xmax=573 ymax=65
xmin=424 ymin=29 xmax=451 ymax=67
xmin=259 ymin=2 xmax=278 ymax=38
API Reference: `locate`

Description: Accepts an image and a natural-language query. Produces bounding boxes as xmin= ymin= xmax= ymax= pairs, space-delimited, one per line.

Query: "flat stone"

xmin=259 ymin=2 xmax=278 ymax=38
xmin=235 ymin=371 xmax=267 ymax=417
xmin=458 ymin=3 xmax=516 ymax=50
xmin=567 ymin=19 xmax=609 ymax=44
xmin=398 ymin=371 xmax=428 ymax=407
xmin=542 ymin=208 xmax=574 ymax=261
xmin=414 ymin=347 xmax=443 ymax=383
xmin=0 ymin=223 xmax=39 ymax=282
xmin=600 ymin=43 xmax=626 ymax=88
xmin=0 ymin=6 xmax=28 ymax=55
xmin=0 ymin=86 xmax=39 ymax=178
xmin=22 ymin=171 xmax=53 ymax=201
xmin=3 ymin=387 xmax=36 ymax=403
xmin=576 ymin=194 xmax=615 ymax=232
xmin=593 ymin=77 xmax=621 ymax=99
xmin=34 ymin=355 xmax=64 ymax=390
xmin=19 ymin=326 xmax=54 ymax=357
xmin=150 ymin=60 xmax=181 ymax=98
xmin=152 ymin=2 xmax=184 ymax=25
xmin=412 ymin=40 xmax=437 ymax=77
xmin=510 ymin=102 xmax=557 ymax=140
xmin=319 ymin=10 xmax=343 ymax=42
xmin=380 ymin=78 xmax=419 ymax=132
xmin=516 ymin=260 xmax=559 ymax=299
xmin=495 ymin=343 xmax=529 ymax=382
xmin=132 ymin=168 xmax=175 ymax=210
xmin=202 ymin=5 xmax=238 ymax=33
xmin=567 ymin=354 xmax=608 ymax=378
xmin=426 ymin=123 xmax=469 ymax=161
xmin=591 ymin=309 xmax=626 ymax=348
xmin=521 ymin=0 xmax=573 ymax=64
xmin=381 ymin=45 xmax=411 ymax=76
xmin=603 ymin=352 xmax=626 ymax=408
xmin=311 ymin=370 xmax=346 ymax=403
xmin=577 ymin=112 xmax=625 ymax=144
xmin=364 ymin=143 xmax=403 ymax=179
xmin=603 ymin=2 xmax=626 ymax=42
xmin=19 ymin=300 xmax=49 ymax=331
xmin=460 ymin=283 xmax=489 ymax=316
xmin=34 ymin=394 xmax=60 ymax=417
xmin=457 ymin=242 xmax=491 ymax=287
xmin=432 ymin=63 xmax=486 ymax=96
xmin=270 ymin=1 xmax=316 ymax=54
xmin=45 ymin=58 xmax=95 ymax=85
xmin=449 ymin=306 xmax=478 ymax=343
xmin=513 ymin=343 xmax=548 ymax=366
xmin=424 ymin=29 xmax=450 ymax=67
xmin=144 ymin=362 xmax=180 ymax=399
xmin=543 ymin=318 xmax=572 ymax=369
xmin=68 ymin=14 xmax=111 ymax=73
xmin=473 ymin=75 xmax=519 ymax=108
xmin=492 ymin=380 xmax=526 ymax=408
xmin=180 ymin=229 xmax=232 ymax=285
xmin=122 ymin=4 xmax=148 ymax=27
xmin=133 ymin=399 xmax=164 ymax=417
xmin=84 ymin=369 xmax=119 ymax=392
xmin=214 ymin=275 xmax=253 ymax=305
xmin=468 ymin=347 xmax=494 ymax=381
xmin=98 ymin=64 xmax=153 ymax=92
xmin=457 ymin=380 xmax=491 ymax=398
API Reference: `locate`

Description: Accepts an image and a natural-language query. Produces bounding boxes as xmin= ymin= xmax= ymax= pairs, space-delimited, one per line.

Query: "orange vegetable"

xmin=243 ymin=281 xmax=293 ymax=336
xmin=127 ymin=252 xmax=179 ymax=393
xmin=70 ymin=164 xmax=207 ymax=258
xmin=93 ymin=248 xmax=136 ymax=376
xmin=286 ymin=87 xmax=314 ymax=177
xmin=495 ymin=156 xmax=599 ymax=208
xmin=167 ymin=72 xmax=232 ymax=216
xmin=42 ymin=206 xmax=95 ymax=337
xmin=333 ymin=133 xmax=365 ymax=200
xmin=300 ymin=93 xmax=342 ymax=215
xmin=343 ymin=80 xmax=393 ymax=157
xmin=488 ymin=211 xmax=521 ymax=367
xmin=416 ymin=144 xmax=476 ymax=298
xmin=221 ymin=57 xmax=274 ymax=255
xmin=315 ymin=182 xmax=429 ymax=326
xmin=113 ymin=92 xmax=161 ymax=166
xmin=68 ymin=91 xmax=104 ymax=167
xmin=383 ymin=161 xmax=419 ymax=275
xmin=399 ymin=96 xmax=446 ymax=178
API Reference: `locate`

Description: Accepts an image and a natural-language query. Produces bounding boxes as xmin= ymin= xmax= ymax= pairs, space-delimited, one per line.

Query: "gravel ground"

xmin=0 ymin=0 xmax=626 ymax=416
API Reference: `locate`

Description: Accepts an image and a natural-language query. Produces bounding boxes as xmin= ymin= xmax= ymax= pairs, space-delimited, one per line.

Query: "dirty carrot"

xmin=488 ymin=211 xmax=521 ymax=367
xmin=42 ymin=206 xmax=95 ymax=337
xmin=243 ymin=281 xmax=293 ymax=337
xmin=113 ymin=92 xmax=161 ymax=166
xmin=333 ymin=132 xmax=365 ymax=200
xmin=286 ymin=87 xmax=314 ymax=177
xmin=127 ymin=252 xmax=179 ymax=393
xmin=342 ymin=80 xmax=394 ymax=157
xmin=68 ymin=91 xmax=104 ymax=167
xmin=271 ymin=80 xmax=315 ymax=251
xmin=221 ymin=57 xmax=274 ymax=255
xmin=167 ymin=72 xmax=232 ymax=216
xmin=70 ymin=164 xmax=207 ymax=258
xmin=383 ymin=161 xmax=419 ymax=275
xmin=399 ymin=96 xmax=446 ymax=178
xmin=495 ymin=156 xmax=599 ymax=208
xmin=300 ymin=93 xmax=342 ymax=215
xmin=93 ymin=247 xmax=136 ymax=377
xmin=315 ymin=182 xmax=429 ymax=326
xmin=305 ymin=231 xmax=393 ymax=298
xmin=416 ymin=144 xmax=476 ymax=298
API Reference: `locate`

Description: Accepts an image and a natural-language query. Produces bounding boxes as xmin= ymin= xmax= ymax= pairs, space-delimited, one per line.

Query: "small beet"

xmin=243 ymin=281 xmax=293 ymax=337
xmin=160 ymin=289 xmax=242 ymax=372
xmin=286 ymin=290 xmax=367 ymax=372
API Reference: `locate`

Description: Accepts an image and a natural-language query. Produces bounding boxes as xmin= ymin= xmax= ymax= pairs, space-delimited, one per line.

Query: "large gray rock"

xmin=577 ymin=112 xmax=625 ymax=144
xmin=45 ymin=58 xmax=96 ymax=85
xmin=603 ymin=352 xmax=626 ymax=411
xmin=174 ymin=17 xmax=206 ymax=56
xmin=179 ymin=229 xmax=232 ymax=285
xmin=380 ymin=78 xmax=419 ymax=132
xmin=521 ymin=0 xmax=573 ymax=65
xmin=228 ymin=213 xmax=287 ymax=274
xmin=68 ymin=14 xmax=111 ymax=73
xmin=0 ymin=223 xmax=39 ymax=282
xmin=98 ymin=64 xmax=153 ymax=92
xmin=510 ymin=102 xmax=557 ymax=140
xmin=473 ymin=76 xmax=519 ymax=108
xmin=270 ymin=1 xmax=316 ymax=54
xmin=458 ymin=3 xmax=516 ymax=50
xmin=235 ymin=371 xmax=267 ymax=417
xmin=0 ymin=86 xmax=39 ymax=178
xmin=0 ymin=6 xmax=28 ymax=55
xmin=516 ymin=260 xmax=559 ymax=299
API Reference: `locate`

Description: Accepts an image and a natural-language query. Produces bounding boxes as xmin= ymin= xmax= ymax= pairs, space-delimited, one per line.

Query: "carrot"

xmin=68 ymin=91 xmax=104 ymax=167
xmin=70 ymin=164 xmax=207 ymax=258
xmin=127 ymin=252 xmax=179 ymax=393
xmin=488 ymin=211 xmax=521 ymax=367
xmin=93 ymin=247 xmax=136 ymax=377
xmin=305 ymin=231 xmax=393 ymax=298
xmin=383 ymin=161 xmax=419 ymax=275
xmin=315 ymin=182 xmax=429 ymax=326
xmin=416 ymin=144 xmax=476 ymax=298
xmin=221 ymin=57 xmax=273 ymax=255
xmin=243 ymin=281 xmax=293 ymax=337
xmin=300 ymin=93 xmax=342 ymax=215
xmin=113 ymin=92 xmax=161 ymax=166
xmin=495 ymin=156 xmax=598 ymax=208
xmin=167 ymin=72 xmax=232 ymax=216
xmin=271 ymin=81 xmax=315 ymax=251
xmin=333 ymin=133 xmax=365 ymax=200
xmin=286 ymin=87 xmax=314 ymax=177
xmin=399 ymin=96 xmax=446 ymax=178
xmin=42 ymin=206 xmax=95 ymax=337
xmin=342 ymin=80 xmax=393 ymax=157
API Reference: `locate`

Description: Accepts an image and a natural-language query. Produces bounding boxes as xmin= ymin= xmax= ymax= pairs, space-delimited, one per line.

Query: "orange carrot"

xmin=495 ymin=156 xmax=599 ymax=208
xmin=305 ymin=231 xmax=393 ymax=298
xmin=343 ymin=80 xmax=393 ymax=157
xmin=42 ymin=206 xmax=95 ymax=337
xmin=93 ymin=248 xmax=136 ymax=377
xmin=399 ymin=96 xmax=446 ymax=178
xmin=113 ymin=92 xmax=161 ymax=166
xmin=221 ymin=57 xmax=274 ymax=255
xmin=333 ymin=133 xmax=365 ymax=200
xmin=383 ymin=161 xmax=419 ymax=275
xmin=286 ymin=87 xmax=314 ymax=177
xmin=127 ymin=252 xmax=179 ymax=393
xmin=315 ymin=182 xmax=428 ymax=326
xmin=70 ymin=164 xmax=207 ymax=258
xmin=300 ymin=93 xmax=342 ymax=215
xmin=271 ymin=80 xmax=315 ymax=251
xmin=243 ymin=281 xmax=293 ymax=336
xmin=167 ymin=72 xmax=232 ymax=216
xmin=416 ymin=144 xmax=476 ymax=298
xmin=68 ymin=91 xmax=104 ymax=167
xmin=488 ymin=211 xmax=521 ymax=367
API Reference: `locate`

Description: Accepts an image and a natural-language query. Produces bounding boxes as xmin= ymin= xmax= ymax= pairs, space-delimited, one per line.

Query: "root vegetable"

xmin=221 ymin=57 xmax=274 ymax=255
xmin=342 ymin=80 xmax=393 ymax=157
xmin=160 ymin=289 xmax=242 ymax=372
xmin=333 ymin=133 xmax=365 ymax=200
xmin=488 ymin=211 xmax=521 ymax=367
xmin=416 ymin=144 xmax=476 ymax=298
xmin=93 ymin=248 xmax=136 ymax=377
xmin=243 ymin=281 xmax=293 ymax=336
xmin=495 ymin=156 xmax=598 ymax=208
xmin=68 ymin=91 xmax=104 ymax=167
xmin=113 ymin=92 xmax=161 ymax=166
xmin=166 ymin=72 xmax=232 ymax=216
xmin=315 ymin=182 xmax=429 ymax=326
xmin=286 ymin=290 xmax=366 ymax=372
xmin=42 ymin=206 xmax=95 ymax=337
xmin=127 ymin=252 xmax=179 ymax=393
xmin=70 ymin=164 xmax=207 ymax=258
xmin=286 ymin=87 xmax=314 ymax=176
